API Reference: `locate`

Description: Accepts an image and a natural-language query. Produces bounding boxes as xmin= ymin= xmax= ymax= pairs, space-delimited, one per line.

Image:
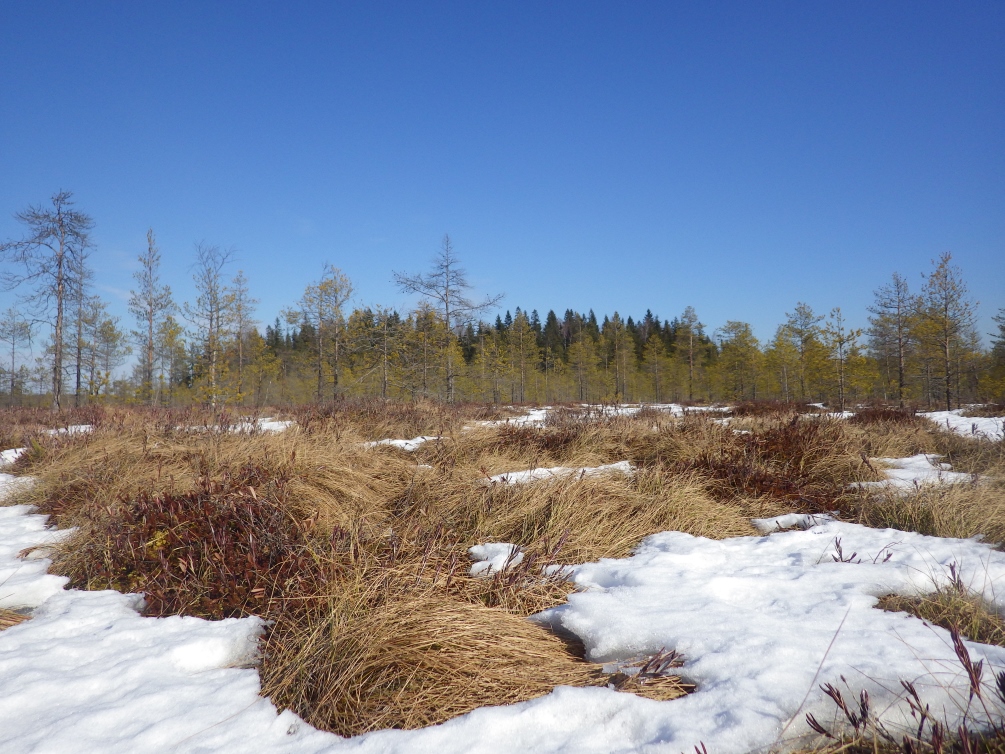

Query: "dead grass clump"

xmin=261 ymin=572 xmax=689 ymax=737
xmin=853 ymin=481 xmax=1005 ymax=545
xmin=0 ymin=608 xmax=29 ymax=630
xmin=288 ymin=397 xmax=508 ymax=440
xmin=848 ymin=406 xmax=922 ymax=426
xmin=472 ymin=468 xmax=757 ymax=563
xmin=647 ymin=415 xmax=875 ymax=512
xmin=878 ymin=589 xmax=1005 ymax=647
xmin=260 ymin=576 xmax=605 ymax=736
xmin=961 ymin=404 xmax=1005 ymax=418
xmin=729 ymin=400 xmax=808 ymax=417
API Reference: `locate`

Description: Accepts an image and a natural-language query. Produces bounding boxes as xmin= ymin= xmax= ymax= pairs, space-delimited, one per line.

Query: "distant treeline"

xmin=2 ymin=192 xmax=1004 ymax=409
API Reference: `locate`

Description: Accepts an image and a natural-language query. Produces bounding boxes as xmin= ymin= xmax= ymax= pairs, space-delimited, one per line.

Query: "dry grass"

xmin=853 ymin=481 xmax=1005 ymax=545
xmin=260 ymin=569 xmax=689 ymax=736
xmin=4 ymin=400 xmax=1004 ymax=740
xmin=0 ymin=608 xmax=29 ymax=630
xmin=878 ymin=590 xmax=1005 ymax=647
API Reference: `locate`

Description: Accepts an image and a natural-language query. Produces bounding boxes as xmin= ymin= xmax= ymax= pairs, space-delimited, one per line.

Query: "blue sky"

xmin=1 ymin=1 xmax=1002 ymax=344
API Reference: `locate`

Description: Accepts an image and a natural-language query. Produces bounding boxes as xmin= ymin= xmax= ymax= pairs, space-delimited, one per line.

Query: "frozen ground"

xmin=4 ymin=439 xmax=1005 ymax=752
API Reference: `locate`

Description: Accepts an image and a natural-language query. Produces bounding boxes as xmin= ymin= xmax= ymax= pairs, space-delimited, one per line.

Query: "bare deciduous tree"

xmin=0 ymin=306 xmax=32 ymax=406
xmin=300 ymin=265 xmax=353 ymax=401
xmin=0 ymin=191 xmax=93 ymax=409
xmin=129 ymin=230 xmax=175 ymax=405
xmin=393 ymin=234 xmax=501 ymax=401
xmin=183 ymin=243 xmax=234 ymax=408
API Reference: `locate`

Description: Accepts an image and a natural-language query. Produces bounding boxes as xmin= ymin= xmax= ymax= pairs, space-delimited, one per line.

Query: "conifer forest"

xmin=2 ymin=192 xmax=1003 ymax=412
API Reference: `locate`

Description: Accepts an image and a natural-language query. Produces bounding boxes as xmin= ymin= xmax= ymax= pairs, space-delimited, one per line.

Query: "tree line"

xmin=2 ymin=191 xmax=1004 ymax=410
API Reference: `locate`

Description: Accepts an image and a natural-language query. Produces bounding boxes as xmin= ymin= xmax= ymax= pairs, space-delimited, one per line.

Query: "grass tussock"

xmin=261 ymin=571 xmax=690 ymax=736
xmin=639 ymin=414 xmax=879 ymax=512
xmin=853 ymin=481 xmax=1005 ymax=544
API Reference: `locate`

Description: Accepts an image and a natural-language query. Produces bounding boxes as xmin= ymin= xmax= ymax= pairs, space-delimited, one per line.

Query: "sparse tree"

xmin=183 ymin=243 xmax=234 ymax=407
xmin=821 ymin=307 xmax=861 ymax=412
xmin=783 ymin=302 xmax=824 ymax=400
xmin=394 ymin=235 xmax=502 ymax=401
xmin=0 ymin=191 xmax=93 ymax=409
xmin=129 ymin=230 xmax=175 ymax=405
xmin=918 ymin=252 xmax=978 ymax=410
xmin=300 ymin=264 xmax=353 ymax=401
xmin=229 ymin=270 xmax=258 ymax=402
xmin=0 ymin=306 xmax=32 ymax=405
xmin=868 ymin=273 xmax=916 ymax=407
xmin=676 ymin=307 xmax=701 ymax=402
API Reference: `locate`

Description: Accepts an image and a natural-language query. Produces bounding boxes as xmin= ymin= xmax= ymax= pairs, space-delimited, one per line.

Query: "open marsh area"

xmin=1 ymin=401 xmax=1005 ymax=753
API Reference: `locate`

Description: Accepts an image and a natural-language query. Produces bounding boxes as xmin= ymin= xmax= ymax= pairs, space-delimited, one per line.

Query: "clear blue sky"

xmin=1 ymin=1 xmax=1002 ymax=344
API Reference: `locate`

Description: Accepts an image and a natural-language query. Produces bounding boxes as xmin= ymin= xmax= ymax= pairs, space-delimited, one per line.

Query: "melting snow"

xmin=468 ymin=543 xmax=524 ymax=576
xmin=365 ymin=436 xmax=440 ymax=451
xmin=0 ymin=448 xmax=26 ymax=469
xmin=922 ymin=410 xmax=1005 ymax=441
xmin=484 ymin=460 xmax=635 ymax=485
xmin=857 ymin=454 xmax=975 ymax=492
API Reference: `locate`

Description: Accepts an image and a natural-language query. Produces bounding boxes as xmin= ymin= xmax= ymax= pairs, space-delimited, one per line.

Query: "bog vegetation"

xmin=2 ymin=399 xmax=1004 ymax=745
xmin=1 ymin=192 xmax=1005 ymax=412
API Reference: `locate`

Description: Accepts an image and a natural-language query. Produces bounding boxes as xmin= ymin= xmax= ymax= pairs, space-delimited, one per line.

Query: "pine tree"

xmin=867 ymin=273 xmax=915 ymax=406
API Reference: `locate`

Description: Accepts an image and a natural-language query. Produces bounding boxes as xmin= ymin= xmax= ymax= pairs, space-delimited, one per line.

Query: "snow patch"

xmin=484 ymin=460 xmax=635 ymax=485
xmin=922 ymin=410 xmax=1005 ymax=441
xmin=858 ymin=454 xmax=974 ymax=492
xmin=468 ymin=543 xmax=524 ymax=576
xmin=365 ymin=436 xmax=439 ymax=452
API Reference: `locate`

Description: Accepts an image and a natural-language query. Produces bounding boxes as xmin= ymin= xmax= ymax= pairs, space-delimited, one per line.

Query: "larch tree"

xmin=0 ymin=306 xmax=32 ymax=405
xmin=300 ymin=264 xmax=353 ymax=401
xmin=918 ymin=252 xmax=978 ymax=411
xmin=183 ymin=243 xmax=235 ymax=408
xmin=0 ymin=191 xmax=94 ymax=409
xmin=129 ymin=230 xmax=175 ymax=405
xmin=394 ymin=234 xmax=501 ymax=401
xmin=676 ymin=306 xmax=703 ymax=402
xmin=867 ymin=273 xmax=916 ymax=407
xmin=821 ymin=307 xmax=861 ymax=412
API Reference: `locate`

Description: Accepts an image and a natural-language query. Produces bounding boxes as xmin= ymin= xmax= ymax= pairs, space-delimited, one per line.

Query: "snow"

xmin=856 ymin=454 xmax=975 ymax=493
xmin=468 ymin=543 xmax=524 ymax=576
xmin=484 ymin=460 xmax=635 ymax=485
xmin=6 ymin=451 xmax=1005 ymax=751
xmin=751 ymin=512 xmax=834 ymax=533
xmin=44 ymin=424 xmax=92 ymax=436
xmin=0 ymin=448 xmax=26 ymax=469
xmin=922 ymin=410 xmax=1005 ymax=441
xmin=364 ymin=436 xmax=439 ymax=451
